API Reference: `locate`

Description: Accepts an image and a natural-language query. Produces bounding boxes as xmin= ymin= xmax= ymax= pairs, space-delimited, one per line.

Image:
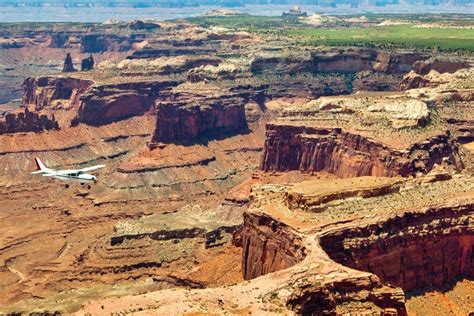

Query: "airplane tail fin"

xmin=33 ymin=158 xmax=49 ymax=173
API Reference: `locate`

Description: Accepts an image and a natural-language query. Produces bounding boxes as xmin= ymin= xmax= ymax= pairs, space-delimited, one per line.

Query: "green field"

xmin=186 ymin=14 xmax=474 ymax=52
xmin=186 ymin=15 xmax=297 ymax=30
xmin=285 ymin=25 xmax=474 ymax=52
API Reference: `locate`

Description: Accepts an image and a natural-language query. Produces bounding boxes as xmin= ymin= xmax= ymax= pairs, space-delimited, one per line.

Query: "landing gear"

xmin=80 ymin=183 xmax=85 ymax=186
xmin=87 ymin=185 xmax=91 ymax=190
xmin=65 ymin=184 xmax=70 ymax=189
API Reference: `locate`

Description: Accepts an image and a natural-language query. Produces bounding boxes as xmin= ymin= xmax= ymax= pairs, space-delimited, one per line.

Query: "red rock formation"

xmin=127 ymin=47 xmax=217 ymax=59
xmin=150 ymin=85 xmax=266 ymax=144
xmin=75 ymin=80 xmax=179 ymax=126
xmin=320 ymin=203 xmax=474 ymax=292
xmin=22 ymin=76 xmax=93 ymax=111
xmin=151 ymin=98 xmax=248 ymax=144
xmin=62 ymin=53 xmax=76 ymax=72
xmin=413 ymin=58 xmax=470 ymax=75
xmin=373 ymin=52 xmax=425 ymax=74
xmin=260 ymin=124 xmax=463 ymax=177
xmin=311 ymin=49 xmax=377 ymax=73
xmin=80 ymin=34 xmax=134 ymax=53
xmin=250 ymin=56 xmax=312 ymax=75
xmin=399 ymin=73 xmax=431 ymax=90
xmin=0 ymin=108 xmax=58 ymax=134
xmin=287 ymin=275 xmax=407 ymax=315
xmin=128 ymin=20 xmax=161 ymax=30
xmin=240 ymin=212 xmax=306 ymax=280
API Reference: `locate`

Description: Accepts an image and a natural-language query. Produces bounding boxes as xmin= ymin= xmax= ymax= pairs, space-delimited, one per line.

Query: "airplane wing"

xmin=31 ymin=170 xmax=44 ymax=174
xmin=78 ymin=165 xmax=106 ymax=173
xmin=42 ymin=174 xmax=57 ymax=177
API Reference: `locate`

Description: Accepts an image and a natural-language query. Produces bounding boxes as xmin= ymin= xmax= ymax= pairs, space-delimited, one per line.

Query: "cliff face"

xmin=260 ymin=125 xmax=463 ymax=177
xmin=127 ymin=47 xmax=217 ymax=59
xmin=152 ymin=98 xmax=248 ymax=144
xmin=413 ymin=58 xmax=470 ymax=76
xmin=75 ymin=80 xmax=179 ymax=126
xmin=48 ymin=33 xmax=145 ymax=52
xmin=400 ymin=58 xmax=471 ymax=90
xmin=0 ymin=108 xmax=58 ymax=134
xmin=240 ymin=212 xmax=306 ymax=280
xmin=80 ymin=34 xmax=143 ymax=53
xmin=22 ymin=77 xmax=93 ymax=111
xmin=373 ymin=52 xmax=424 ymax=74
xmin=251 ymin=50 xmax=424 ymax=76
xmin=150 ymin=85 xmax=265 ymax=144
xmin=311 ymin=49 xmax=377 ymax=73
xmin=320 ymin=203 xmax=474 ymax=292
xmin=287 ymin=275 xmax=407 ymax=315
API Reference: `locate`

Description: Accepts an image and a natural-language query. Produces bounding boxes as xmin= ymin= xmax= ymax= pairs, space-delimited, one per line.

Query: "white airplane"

xmin=31 ymin=158 xmax=105 ymax=187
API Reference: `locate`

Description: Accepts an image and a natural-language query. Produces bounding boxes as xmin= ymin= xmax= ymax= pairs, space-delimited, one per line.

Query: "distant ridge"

xmin=2 ymin=0 xmax=473 ymax=8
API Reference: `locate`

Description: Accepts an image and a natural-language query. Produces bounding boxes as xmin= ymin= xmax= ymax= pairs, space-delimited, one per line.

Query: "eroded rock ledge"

xmin=261 ymin=125 xmax=462 ymax=177
xmin=320 ymin=204 xmax=474 ymax=291
xmin=75 ymin=80 xmax=179 ymax=126
xmin=76 ymin=174 xmax=473 ymax=315
xmin=241 ymin=211 xmax=306 ymax=280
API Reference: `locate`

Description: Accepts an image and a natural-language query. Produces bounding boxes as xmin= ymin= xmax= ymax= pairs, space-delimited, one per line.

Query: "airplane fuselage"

xmin=31 ymin=158 xmax=104 ymax=184
xmin=50 ymin=173 xmax=97 ymax=182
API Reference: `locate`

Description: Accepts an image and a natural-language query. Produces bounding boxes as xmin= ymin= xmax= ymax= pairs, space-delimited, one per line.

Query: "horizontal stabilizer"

xmin=31 ymin=171 xmax=43 ymax=174
xmin=42 ymin=174 xmax=56 ymax=177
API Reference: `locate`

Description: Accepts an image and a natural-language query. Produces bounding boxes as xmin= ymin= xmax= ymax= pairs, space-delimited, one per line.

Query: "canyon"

xmin=0 ymin=15 xmax=473 ymax=316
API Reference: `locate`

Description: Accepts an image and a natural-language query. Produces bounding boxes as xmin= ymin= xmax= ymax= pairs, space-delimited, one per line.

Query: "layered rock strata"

xmin=260 ymin=92 xmax=466 ymax=177
xmin=250 ymin=49 xmax=426 ymax=76
xmin=152 ymin=98 xmax=247 ymax=144
xmin=76 ymin=175 xmax=473 ymax=315
xmin=261 ymin=125 xmax=462 ymax=177
xmin=0 ymin=108 xmax=58 ymax=134
xmin=74 ymin=80 xmax=179 ymax=126
xmin=22 ymin=77 xmax=93 ymax=111
xmin=320 ymin=204 xmax=474 ymax=291
xmin=151 ymin=85 xmax=265 ymax=144
xmin=241 ymin=211 xmax=306 ymax=280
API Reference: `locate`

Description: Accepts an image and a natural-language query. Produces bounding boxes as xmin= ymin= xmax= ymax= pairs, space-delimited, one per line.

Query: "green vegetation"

xmin=286 ymin=25 xmax=474 ymax=52
xmin=186 ymin=14 xmax=474 ymax=52
xmin=186 ymin=14 xmax=299 ymax=31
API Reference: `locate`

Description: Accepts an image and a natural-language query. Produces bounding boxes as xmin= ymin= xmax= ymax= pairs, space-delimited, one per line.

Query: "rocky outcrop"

xmin=413 ymin=58 xmax=470 ymax=76
xmin=286 ymin=177 xmax=401 ymax=212
xmin=399 ymin=72 xmax=431 ymax=90
xmin=49 ymin=32 xmax=70 ymax=48
xmin=151 ymin=97 xmax=248 ymax=144
xmin=48 ymin=32 xmax=144 ymax=51
xmin=261 ymin=125 xmax=463 ymax=177
xmin=127 ymin=47 xmax=216 ymax=59
xmin=128 ymin=20 xmax=161 ymax=30
xmin=311 ymin=49 xmax=377 ymax=73
xmin=320 ymin=203 xmax=474 ymax=291
xmin=62 ymin=53 xmax=75 ymax=72
xmin=250 ymin=48 xmax=427 ymax=75
xmin=81 ymin=55 xmax=94 ymax=71
xmin=118 ymin=56 xmax=221 ymax=76
xmin=241 ymin=212 xmax=306 ymax=280
xmin=287 ymin=275 xmax=407 ymax=315
xmin=373 ymin=52 xmax=425 ymax=74
xmin=0 ymin=108 xmax=58 ymax=134
xmin=74 ymin=80 xmax=179 ymax=126
xmin=400 ymin=58 xmax=472 ymax=90
xmin=80 ymin=34 xmax=135 ymax=53
xmin=250 ymin=55 xmax=312 ymax=75
xmin=150 ymin=84 xmax=265 ymax=144
xmin=22 ymin=77 xmax=93 ymax=111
